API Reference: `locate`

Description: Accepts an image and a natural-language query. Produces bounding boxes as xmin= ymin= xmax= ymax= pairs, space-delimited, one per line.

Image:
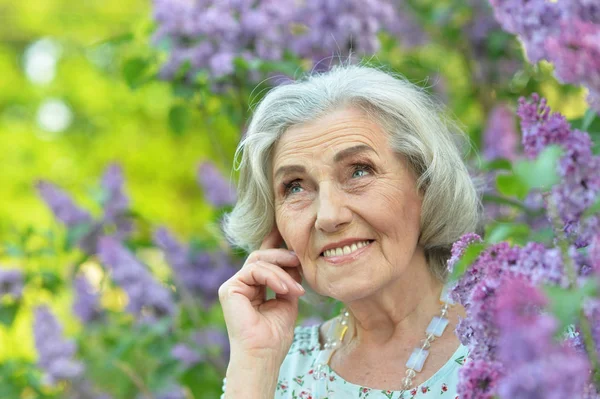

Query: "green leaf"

xmin=91 ymin=32 xmax=134 ymax=47
xmin=582 ymin=109 xmax=597 ymax=131
xmin=122 ymin=57 xmax=150 ymax=89
xmin=543 ymin=279 xmax=598 ymax=332
xmin=485 ymin=223 xmax=531 ymax=245
xmin=449 ymin=243 xmax=486 ymax=282
xmin=0 ymin=303 xmax=20 ymax=327
xmin=39 ymin=271 xmax=63 ymax=295
xmin=481 ymin=158 xmax=512 ymax=172
xmin=172 ymin=82 xmax=196 ymax=100
xmin=496 ymin=173 xmax=528 ymax=200
xmin=583 ymin=198 xmax=600 ymax=219
xmin=168 ymin=105 xmax=191 ymax=135
xmin=513 ymin=145 xmax=562 ymax=191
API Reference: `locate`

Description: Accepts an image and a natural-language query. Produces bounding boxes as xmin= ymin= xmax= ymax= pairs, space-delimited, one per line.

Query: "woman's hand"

xmin=219 ymin=227 xmax=305 ymax=363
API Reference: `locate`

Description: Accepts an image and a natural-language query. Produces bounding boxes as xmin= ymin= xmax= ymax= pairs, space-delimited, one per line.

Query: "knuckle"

xmin=247 ymin=251 xmax=261 ymax=263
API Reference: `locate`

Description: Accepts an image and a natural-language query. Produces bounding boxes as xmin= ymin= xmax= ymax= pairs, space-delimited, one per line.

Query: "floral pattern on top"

xmin=274 ymin=325 xmax=468 ymax=399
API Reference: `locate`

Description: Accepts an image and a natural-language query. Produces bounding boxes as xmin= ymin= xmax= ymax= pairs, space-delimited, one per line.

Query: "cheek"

xmin=362 ymin=185 xmax=422 ymax=236
xmin=276 ymin=207 xmax=310 ymax=251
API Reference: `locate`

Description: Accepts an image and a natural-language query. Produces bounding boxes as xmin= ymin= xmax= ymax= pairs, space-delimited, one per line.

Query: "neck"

xmin=343 ymin=260 xmax=445 ymax=349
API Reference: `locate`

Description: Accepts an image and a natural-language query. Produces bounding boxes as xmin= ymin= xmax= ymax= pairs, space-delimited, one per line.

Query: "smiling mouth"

xmin=320 ymin=240 xmax=374 ymax=258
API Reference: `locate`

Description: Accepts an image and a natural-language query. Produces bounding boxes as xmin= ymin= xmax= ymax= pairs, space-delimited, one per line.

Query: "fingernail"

xmin=296 ymin=282 xmax=304 ymax=292
xmin=281 ymin=282 xmax=289 ymax=292
xmin=289 ymin=250 xmax=296 ymax=256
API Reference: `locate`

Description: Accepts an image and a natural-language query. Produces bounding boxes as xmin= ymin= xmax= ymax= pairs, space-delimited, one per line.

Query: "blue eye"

xmin=351 ymin=164 xmax=373 ymax=178
xmin=283 ymin=180 xmax=303 ymax=196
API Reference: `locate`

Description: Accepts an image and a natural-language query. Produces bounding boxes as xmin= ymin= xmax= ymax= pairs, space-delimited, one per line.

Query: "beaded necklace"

xmin=312 ymin=286 xmax=455 ymax=398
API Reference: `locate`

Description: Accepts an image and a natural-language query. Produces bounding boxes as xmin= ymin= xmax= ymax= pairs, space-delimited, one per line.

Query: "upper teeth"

xmin=323 ymin=241 xmax=371 ymax=257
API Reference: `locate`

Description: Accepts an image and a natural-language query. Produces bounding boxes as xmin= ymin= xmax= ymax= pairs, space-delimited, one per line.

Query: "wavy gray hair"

xmin=223 ymin=65 xmax=481 ymax=282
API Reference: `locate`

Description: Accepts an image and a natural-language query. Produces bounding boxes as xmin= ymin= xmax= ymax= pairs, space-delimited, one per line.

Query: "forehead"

xmin=272 ymin=107 xmax=391 ymax=170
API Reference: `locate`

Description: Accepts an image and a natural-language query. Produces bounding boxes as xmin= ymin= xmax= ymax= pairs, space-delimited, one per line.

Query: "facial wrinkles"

xmin=272 ymin=108 xmax=424 ymax=299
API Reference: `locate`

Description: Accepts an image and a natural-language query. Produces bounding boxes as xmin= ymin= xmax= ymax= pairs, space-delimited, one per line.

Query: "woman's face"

xmin=272 ymin=107 xmax=425 ymax=302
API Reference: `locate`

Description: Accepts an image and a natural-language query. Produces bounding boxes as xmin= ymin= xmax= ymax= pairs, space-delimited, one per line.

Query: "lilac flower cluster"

xmin=196 ymin=162 xmax=237 ymax=207
xmin=97 ymin=236 xmax=175 ymax=319
xmin=152 ymin=0 xmax=408 ymax=82
xmin=73 ymin=275 xmax=103 ymax=323
xmin=482 ymin=103 xmax=519 ymax=161
xmin=36 ymin=163 xmax=133 ymax=254
xmin=495 ymin=277 xmax=590 ymax=398
xmin=0 ymin=268 xmax=24 ymax=299
xmin=489 ymin=0 xmax=600 ymax=112
xmin=449 ymin=236 xmax=592 ymax=398
xmin=517 ymin=94 xmax=600 ymax=244
xmin=153 ymin=226 xmax=237 ymax=306
xmin=33 ymin=305 xmax=85 ymax=385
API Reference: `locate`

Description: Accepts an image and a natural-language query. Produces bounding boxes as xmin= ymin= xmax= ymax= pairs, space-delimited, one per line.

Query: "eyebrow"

xmin=273 ymin=144 xmax=376 ymax=180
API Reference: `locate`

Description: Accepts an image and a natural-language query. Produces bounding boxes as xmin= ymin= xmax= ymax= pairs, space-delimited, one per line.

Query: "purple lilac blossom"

xmin=456 ymin=358 xmax=501 ymax=399
xmin=197 ymin=162 xmax=237 ymax=207
xmin=517 ymin=94 xmax=600 ymax=243
xmin=0 ymin=268 xmax=24 ymax=299
xmin=171 ymin=343 xmax=203 ymax=368
xmin=99 ymin=164 xmax=133 ymax=240
xmin=488 ymin=0 xmax=562 ymax=63
xmin=447 ymin=232 xmax=483 ymax=273
xmin=483 ymin=104 xmax=519 ymax=161
xmin=152 ymin=0 xmax=408 ymax=82
xmin=100 ymin=164 xmax=129 ymax=222
xmin=97 ymin=236 xmax=175 ymax=318
xmin=495 ymin=278 xmax=590 ymax=398
xmin=33 ymin=306 xmax=84 ymax=385
xmin=36 ymin=181 xmax=92 ymax=228
xmin=450 ymin=238 xmax=567 ymax=360
xmin=288 ymin=0 xmax=399 ymax=67
xmin=153 ymin=226 xmax=237 ymax=306
xmin=36 ymin=163 xmax=134 ymax=254
xmin=489 ymin=0 xmax=600 ymax=112
xmin=152 ymin=0 xmax=295 ymax=81
xmin=591 ymin=235 xmax=600 ymax=273
xmin=72 ymin=275 xmax=103 ymax=323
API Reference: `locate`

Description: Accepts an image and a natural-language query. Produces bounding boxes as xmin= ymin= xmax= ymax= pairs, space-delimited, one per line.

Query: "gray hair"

xmin=223 ymin=65 xmax=481 ymax=282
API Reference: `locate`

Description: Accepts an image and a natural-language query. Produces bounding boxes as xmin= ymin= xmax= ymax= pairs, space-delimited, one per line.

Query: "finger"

xmin=237 ymin=262 xmax=296 ymax=295
xmin=256 ymin=261 xmax=305 ymax=294
xmin=260 ymin=226 xmax=284 ymax=250
xmin=246 ymin=249 xmax=300 ymax=268
xmin=284 ymin=267 xmax=302 ymax=285
xmin=244 ymin=261 xmax=304 ymax=295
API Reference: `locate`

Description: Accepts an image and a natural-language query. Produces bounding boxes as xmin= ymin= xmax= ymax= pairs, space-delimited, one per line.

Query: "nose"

xmin=314 ymin=183 xmax=353 ymax=233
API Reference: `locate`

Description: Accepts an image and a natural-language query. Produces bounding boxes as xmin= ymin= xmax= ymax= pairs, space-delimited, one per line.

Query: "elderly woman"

xmin=218 ymin=65 xmax=480 ymax=398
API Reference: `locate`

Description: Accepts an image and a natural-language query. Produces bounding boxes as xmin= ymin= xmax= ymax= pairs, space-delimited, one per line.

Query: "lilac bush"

xmin=33 ymin=305 xmax=85 ymax=385
xmin=153 ymin=226 xmax=237 ymax=307
xmin=489 ymin=0 xmax=600 ymax=112
xmin=97 ymin=236 xmax=175 ymax=319
xmin=196 ymin=162 xmax=236 ymax=207
xmin=36 ymin=163 xmax=133 ymax=254
xmin=73 ymin=275 xmax=103 ymax=323
xmin=152 ymin=0 xmax=407 ymax=82
xmin=451 ymin=94 xmax=600 ymax=397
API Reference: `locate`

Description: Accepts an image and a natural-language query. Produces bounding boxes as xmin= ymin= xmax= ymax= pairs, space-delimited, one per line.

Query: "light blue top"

xmin=223 ymin=324 xmax=468 ymax=399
